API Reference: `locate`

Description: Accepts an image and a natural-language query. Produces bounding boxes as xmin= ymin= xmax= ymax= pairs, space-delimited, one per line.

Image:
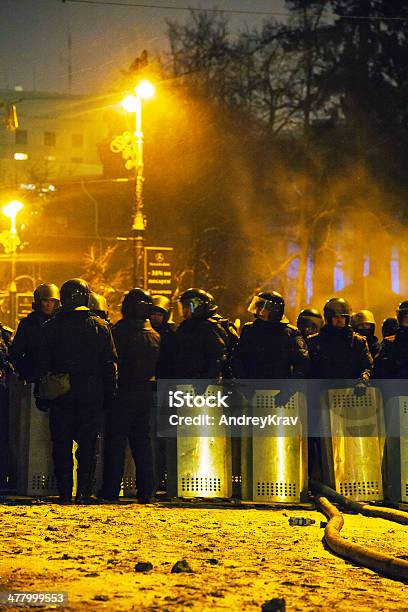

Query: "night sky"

xmin=1 ymin=0 xmax=286 ymax=95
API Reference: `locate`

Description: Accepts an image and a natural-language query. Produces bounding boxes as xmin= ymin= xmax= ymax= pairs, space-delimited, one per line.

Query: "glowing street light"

xmin=112 ymin=79 xmax=156 ymax=287
xmin=135 ymin=79 xmax=155 ymax=100
xmin=2 ymin=199 xmax=24 ymax=327
xmin=2 ymin=200 xmax=24 ymax=236
xmin=121 ymin=94 xmax=138 ymax=114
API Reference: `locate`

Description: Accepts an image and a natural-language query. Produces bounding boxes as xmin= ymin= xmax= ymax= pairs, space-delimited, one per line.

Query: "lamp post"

xmin=111 ymin=79 xmax=155 ymax=287
xmin=2 ymin=200 xmax=23 ymax=327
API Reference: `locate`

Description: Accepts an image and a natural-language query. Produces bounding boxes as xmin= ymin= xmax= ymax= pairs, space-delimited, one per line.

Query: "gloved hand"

xmin=353 ymin=382 xmax=367 ymax=397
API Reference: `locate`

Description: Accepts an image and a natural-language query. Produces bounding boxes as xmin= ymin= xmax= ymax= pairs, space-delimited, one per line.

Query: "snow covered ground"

xmin=0 ymin=501 xmax=407 ymax=610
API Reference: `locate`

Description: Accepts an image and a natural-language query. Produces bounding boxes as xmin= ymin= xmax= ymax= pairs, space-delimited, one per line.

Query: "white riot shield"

xmin=242 ymin=390 xmax=308 ymax=503
xmin=9 ymin=380 xmax=103 ymax=497
xmin=324 ymin=387 xmax=385 ymax=502
xmin=9 ymin=381 xmax=58 ymax=496
xmin=170 ymin=384 xmax=232 ymax=499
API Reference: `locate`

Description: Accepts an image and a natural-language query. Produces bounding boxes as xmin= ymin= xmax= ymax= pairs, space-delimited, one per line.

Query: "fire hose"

xmin=316 ymin=495 xmax=408 ymax=581
xmin=310 ymin=479 xmax=408 ymax=525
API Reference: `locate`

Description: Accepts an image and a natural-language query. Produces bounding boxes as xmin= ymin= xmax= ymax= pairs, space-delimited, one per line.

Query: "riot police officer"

xmin=100 ymin=288 xmax=160 ymax=503
xmin=150 ymin=295 xmax=177 ymax=379
xmin=232 ymin=291 xmax=309 ymax=381
xmin=175 ymin=288 xmax=227 ymax=380
xmin=297 ymin=308 xmax=323 ymax=340
xmin=306 ymin=298 xmax=373 ymax=483
xmin=149 ymin=295 xmax=177 ymax=491
xmin=375 ymin=301 xmax=408 ymax=378
xmin=307 ymin=298 xmax=373 ymax=392
xmin=10 ymin=283 xmax=60 ymax=382
xmin=351 ymin=310 xmax=380 ymax=359
xmin=88 ymin=292 xmax=109 ymax=322
xmin=39 ymin=279 xmax=117 ymax=503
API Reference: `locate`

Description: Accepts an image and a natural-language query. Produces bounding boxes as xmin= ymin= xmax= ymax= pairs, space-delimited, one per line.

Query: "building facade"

xmin=0 ymin=89 xmax=105 ymax=186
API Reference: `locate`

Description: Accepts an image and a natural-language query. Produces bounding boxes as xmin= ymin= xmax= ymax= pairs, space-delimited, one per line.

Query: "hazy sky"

xmin=0 ymin=0 xmax=286 ymax=95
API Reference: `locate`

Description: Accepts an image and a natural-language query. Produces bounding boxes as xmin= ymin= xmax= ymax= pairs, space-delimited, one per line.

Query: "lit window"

xmin=286 ymin=241 xmax=300 ymax=308
xmin=14 ymin=152 xmax=28 ymax=160
xmin=334 ymin=260 xmax=344 ymax=291
xmin=15 ymin=130 xmax=27 ymax=145
xmin=363 ymin=255 xmax=370 ymax=277
xmin=391 ymin=247 xmax=400 ymax=294
xmin=45 ymin=155 xmax=56 ymax=161
xmin=71 ymin=157 xmax=83 ymax=164
xmin=72 ymin=133 xmax=84 ymax=147
xmin=44 ymin=131 xmax=56 ymax=146
xmin=305 ymin=253 xmax=313 ymax=302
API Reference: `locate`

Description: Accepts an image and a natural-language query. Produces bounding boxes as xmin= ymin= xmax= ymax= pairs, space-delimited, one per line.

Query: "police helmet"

xmin=60 ymin=279 xmax=90 ymax=310
xmin=248 ymin=291 xmax=285 ymax=322
xmin=88 ymin=292 xmax=108 ymax=319
xmin=179 ymin=288 xmax=214 ymax=319
xmin=396 ymin=300 xmax=408 ymax=326
xmin=151 ymin=295 xmax=172 ymax=316
xmin=122 ymin=288 xmax=152 ymax=320
xmin=351 ymin=310 xmax=376 ymax=330
xmin=297 ymin=308 xmax=323 ymax=335
xmin=382 ymin=316 xmax=398 ymax=338
xmin=323 ymin=297 xmax=351 ymax=324
xmin=33 ymin=283 xmax=60 ymax=311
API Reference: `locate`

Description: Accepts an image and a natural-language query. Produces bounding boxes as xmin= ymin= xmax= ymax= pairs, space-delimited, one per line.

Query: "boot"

xmin=75 ymin=471 xmax=94 ymax=504
xmin=58 ymin=475 xmax=73 ymax=504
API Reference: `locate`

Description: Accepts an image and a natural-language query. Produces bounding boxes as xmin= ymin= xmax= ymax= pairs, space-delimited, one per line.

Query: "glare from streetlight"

xmin=2 ymin=200 xmax=24 ymax=236
xmin=2 ymin=200 xmax=24 ymax=220
xmin=135 ymin=79 xmax=155 ymax=99
xmin=121 ymin=94 xmax=138 ymax=113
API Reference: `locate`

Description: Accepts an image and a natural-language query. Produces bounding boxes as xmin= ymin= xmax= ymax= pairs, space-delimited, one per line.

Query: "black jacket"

xmin=211 ymin=314 xmax=239 ymax=378
xmin=175 ymin=317 xmax=227 ymax=379
xmin=155 ymin=321 xmax=177 ymax=379
xmin=10 ymin=311 xmax=50 ymax=382
xmin=113 ymin=318 xmax=160 ymax=389
xmin=374 ymin=327 xmax=408 ymax=379
xmin=307 ymin=325 xmax=373 ymax=381
xmin=232 ymin=319 xmax=309 ymax=379
xmin=39 ymin=308 xmax=117 ymax=403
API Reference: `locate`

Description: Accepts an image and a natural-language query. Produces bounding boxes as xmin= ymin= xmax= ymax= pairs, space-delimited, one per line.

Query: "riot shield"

xmin=166 ymin=384 xmax=232 ymax=499
xmin=241 ymin=389 xmax=308 ymax=503
xmin=322 ymin=386 xmax=385 ymax=502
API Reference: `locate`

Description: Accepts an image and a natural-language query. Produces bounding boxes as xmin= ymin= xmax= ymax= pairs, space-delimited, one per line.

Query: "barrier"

xmin=241 ymin=390 xmax=308 ymax=503
xmin=322 ymin=387 xmax=385 ymax=502
xmin=166 ymin=384 xmax=232 ymax=499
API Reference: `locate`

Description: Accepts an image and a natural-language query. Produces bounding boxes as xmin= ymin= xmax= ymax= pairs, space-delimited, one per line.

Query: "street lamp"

xmin=112 ymin=79 xmax=155 ymax=287
xmin=3 ymin=200 xmax=23 ymax=238
xmin=2 ymin=199 xmax=23 ymax=327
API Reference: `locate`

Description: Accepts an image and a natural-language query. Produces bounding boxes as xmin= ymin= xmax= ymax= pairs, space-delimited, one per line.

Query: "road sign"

xmin=144 ymin=247 xmax=173 ymax=296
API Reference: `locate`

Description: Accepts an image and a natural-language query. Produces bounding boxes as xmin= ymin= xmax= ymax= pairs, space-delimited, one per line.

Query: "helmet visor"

xmin=248 ymin=296 xmax=282 ymax=318
xmin=179 ymin=297 xmax=204 ymax=318
xmin=298 ymin=316 xmax=321 ymax=334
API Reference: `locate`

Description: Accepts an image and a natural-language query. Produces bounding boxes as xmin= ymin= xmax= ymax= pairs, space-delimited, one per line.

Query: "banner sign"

xmin=144 ymin=247 xmax=173 ymax=296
